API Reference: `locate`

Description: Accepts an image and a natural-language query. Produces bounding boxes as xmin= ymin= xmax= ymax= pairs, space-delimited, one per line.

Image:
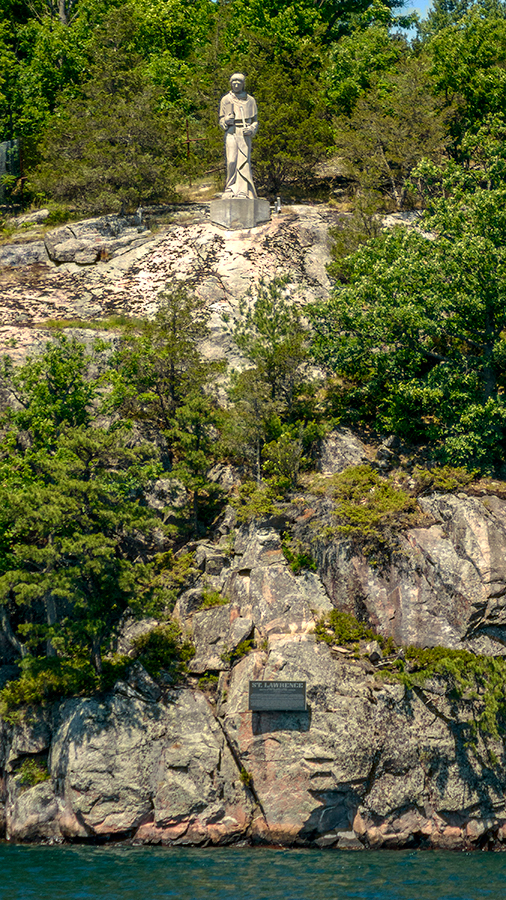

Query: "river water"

xmin=2 ymin=845 xmax=506 ymax=900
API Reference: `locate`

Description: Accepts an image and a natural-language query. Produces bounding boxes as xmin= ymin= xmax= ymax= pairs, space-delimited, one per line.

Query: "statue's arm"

xmin=219 ymin=97 xmax=234 ymax=131
xmin=246 ymin=98 xmax=258 ymax=137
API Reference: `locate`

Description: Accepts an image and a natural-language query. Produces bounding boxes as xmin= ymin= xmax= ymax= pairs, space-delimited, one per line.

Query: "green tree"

xmin=333 ymin=53 xmax=451 ymax=209
xmin=324 ymin=23 xmax=405 ymax=117
xmin=225 ymin=368 xmax=283 ymax=482
xmin=166 ymin=392 xmax=223 ymax=533
xmin=0 ymin=334 xmax=96 ymax=446
xmin=32 ymin=7 xmax=177 ymax=212
xmin=310 ymin=186 xmax=506 ymax=469
xmin=109 ymin=283 xmax=225 ymax=531
xmin=226 ymin=278 xmax=315 ymax=484
xmin=228 ymin=0 xmax=411 ymax=47
xmin=419 ymin=0 xmax=506 ymax=40
xmin=232 ymin=277 xmax=310 ymax=407
xmin=0 ymin=426 xmax=161 ymax=673
xmin=250 ymin=50 xmax=333 ymax=195
xmin=109 ymin=283 xmax=222 ymax=433
xmin=428 ymin=9 xmax=506 ymax=149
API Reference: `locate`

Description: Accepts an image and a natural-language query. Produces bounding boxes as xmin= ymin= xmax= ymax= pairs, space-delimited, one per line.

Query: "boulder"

xmin=11 ymin=209 xmax=50 ymax=227
xmin=317 ymin=429 xmax=369 ymax=475
xmin=190 ymin=606 xmax=232 ymax=672
xmin=6 ymin=781 xmax=60 ymax=842
xmin=6 ymin=713 xmax=52 ymax=772
xmin=220 ymin=640 xmax=506 ymax=848
xmin=144 ymin=478 xmax=188 ymax=512
xmin=114 ymin=617 xmax=160 ymax=657
xmin=0 ymin=241 xmax=49 ymax=268
xmin=43 ymin=215 xmax=151 ymax=265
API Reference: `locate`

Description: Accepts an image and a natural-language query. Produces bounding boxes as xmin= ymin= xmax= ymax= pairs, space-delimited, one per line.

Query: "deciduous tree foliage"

xmin=310 ymin=184 xmax=506 ymax=468
xmin=334 ymin=54 xmax=451 ymax=209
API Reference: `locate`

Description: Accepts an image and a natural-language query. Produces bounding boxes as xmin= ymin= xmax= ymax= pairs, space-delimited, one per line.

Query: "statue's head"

xmin=230 ymin=73 xmax=246 ymax=94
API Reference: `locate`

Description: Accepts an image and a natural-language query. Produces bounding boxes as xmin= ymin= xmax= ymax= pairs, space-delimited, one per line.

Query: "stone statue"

xmin=219 ymin=73 xmax=258 ymax=199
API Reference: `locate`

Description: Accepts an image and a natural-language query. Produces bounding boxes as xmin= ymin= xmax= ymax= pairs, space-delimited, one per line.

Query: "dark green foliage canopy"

xmin=311 ymin=183 xmax=506 ymax=469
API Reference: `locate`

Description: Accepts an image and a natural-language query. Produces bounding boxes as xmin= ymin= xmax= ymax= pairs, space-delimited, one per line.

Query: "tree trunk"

xmin=91 ymin=637 xmax=103 ymax=675
xmin=45 ymin=594 xmax=57 ymax=657
xmin=193 ymin=490 xmax=199 ymax=535
xmin=58 ymin=0 xmax=68 ymax=24
xmin=0 ymin=605 xmax=28 ymax=658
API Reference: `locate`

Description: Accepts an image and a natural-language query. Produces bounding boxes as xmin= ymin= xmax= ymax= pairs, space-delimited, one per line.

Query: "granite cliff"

xmin=1 ymin=205 xmax=506 ymax=849
xmin=3 ymin=440 xmax=506 ymax=849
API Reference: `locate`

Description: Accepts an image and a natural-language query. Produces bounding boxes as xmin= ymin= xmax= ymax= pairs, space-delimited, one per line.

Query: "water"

xmin=1 ymin=845 xmax=506 ymax=900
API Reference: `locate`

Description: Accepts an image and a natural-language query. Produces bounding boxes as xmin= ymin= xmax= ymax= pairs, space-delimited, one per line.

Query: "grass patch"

xmin=41 ymin=315 xmax=143 ymax=332
xmin=240 ymin=766 xmax=253 ymax=788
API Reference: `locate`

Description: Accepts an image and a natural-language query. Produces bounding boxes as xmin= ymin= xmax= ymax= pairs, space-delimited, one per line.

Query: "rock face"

xmin=317 ymin=429 xmax=370 ymax=475
xmin=43 ymin=216 xmax=152 ymax=265
xmin=3 ymin=502 xmax=506 ymax=849
xmin=0 ymin=204 xmax=340 ymax=363
xmin=3 ymin=201 xmax=506 ymax=848
xmin=299 ymin=490 xmax=506 ymax=656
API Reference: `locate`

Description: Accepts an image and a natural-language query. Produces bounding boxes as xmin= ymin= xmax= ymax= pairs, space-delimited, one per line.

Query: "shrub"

xmin=315 ymin=610 xmax=378 ymax=646
xmin=199 ymin=588 xmax=229 ymax=610
xmin=232 ymin=481 xmax=278 ymax=523
xmin=312 ymin=465 xmax=422 ymax=561
xmin=136 ymin=551 xmax=198 ymax=617
xmin=0 ymin=654 xmax=130 ymax=723
xmin=412 ymin=465 xmax=478 ymax=495
xmin=198 ymin=673 xmax=219 ymax=690
xmin=240 ymin=766 xmax=253 ymax=788
xmin=281 ymin=533 xmax=317 ymax=575
xmin=395 ymin=646 xmax=506 ymax=745
xmin=315 ymin=609 xmax=396 ymax=655
xmin=221 ymin=639 xmax=255 ymax=667
xmin=316 ymin=611 xmax=506 ymax=746
xmin=17 ymin=758 xmax=50 ymax=789
xmin=131 ymin=623 xmax=195 ymax=679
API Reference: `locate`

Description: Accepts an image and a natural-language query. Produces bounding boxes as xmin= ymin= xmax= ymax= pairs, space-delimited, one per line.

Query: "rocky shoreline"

xmin=2 ymin=204 xmax=506 ymax=850
xmin=3 ymin=451 xmax=506 ymax=850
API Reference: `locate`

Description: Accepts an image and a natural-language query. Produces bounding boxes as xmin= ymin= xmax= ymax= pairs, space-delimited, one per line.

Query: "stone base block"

xmin=210 ymin=197 xmax=270 ymax=230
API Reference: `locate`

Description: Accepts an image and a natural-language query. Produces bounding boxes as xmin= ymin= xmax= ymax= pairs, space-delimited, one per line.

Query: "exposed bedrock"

xmin=3 ymin=493 xmax=506 ymax=848
xmin=293 ymin=488 xmax=506 ymax=657
xmin=0 ymin=203 xmax=339 ymax=364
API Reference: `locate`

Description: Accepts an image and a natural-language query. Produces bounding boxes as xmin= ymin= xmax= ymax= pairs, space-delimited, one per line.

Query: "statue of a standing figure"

xmin=219 ymin=73 xmax=258 ymax=199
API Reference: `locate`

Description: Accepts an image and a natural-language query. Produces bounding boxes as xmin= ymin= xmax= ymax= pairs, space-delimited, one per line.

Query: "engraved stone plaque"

xmin=249 ymin=680 xmax=307 ymax=712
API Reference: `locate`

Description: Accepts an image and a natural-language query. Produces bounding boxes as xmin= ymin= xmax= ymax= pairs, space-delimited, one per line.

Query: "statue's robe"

xmin=219 ymin=91 xmax=258 ymax=199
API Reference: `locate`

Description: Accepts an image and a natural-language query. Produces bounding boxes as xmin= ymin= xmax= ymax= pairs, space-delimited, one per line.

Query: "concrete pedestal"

xmin=210 ymin=197 xmax=270 ymax=230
